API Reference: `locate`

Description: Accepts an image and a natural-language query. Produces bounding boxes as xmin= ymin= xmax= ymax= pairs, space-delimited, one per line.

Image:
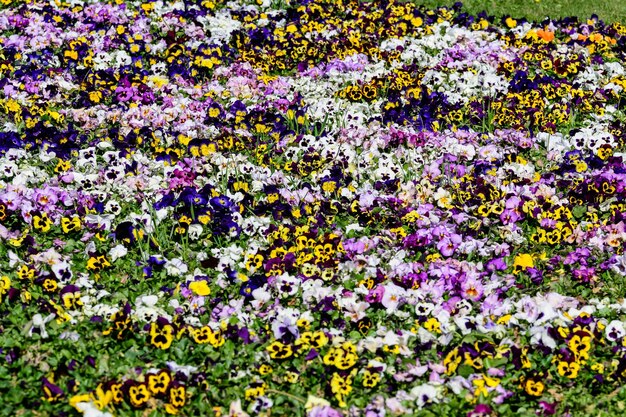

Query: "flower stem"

xmin=266 ymin=388 xmax=306 ymax=404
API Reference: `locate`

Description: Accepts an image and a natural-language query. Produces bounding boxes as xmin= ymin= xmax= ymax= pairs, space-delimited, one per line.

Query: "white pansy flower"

xmin=165 ymin=258 xmax=188 ymax=276
xmin=109 ymin=244 xmax=128 ymax=262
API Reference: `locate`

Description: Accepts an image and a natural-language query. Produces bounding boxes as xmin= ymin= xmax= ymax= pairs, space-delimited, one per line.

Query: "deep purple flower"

xmin=572 ymin=266 xmax=595 ymax=283
xmin=41 ymin=377 xmax=64 ymax=401
xmin=178 ymin=186 xmax=206 ymax=206
xmin=154 ymin=192 xmax=176 ymax=210
xmin=467 ymin=404 xmax=492 ymax=417
xmin=537 ymin=401 xmax=557 ymax=415
xmin=365 ymin=286 xmax=384 ymax=303
xmin=526 ymin=267 xmax=544 ymax=285
xmin=404 ymin=229 xmax=431 ymax=249
xmin=486 ymin=257 xmax=507 ymax=271
xmin=238 ymin=327 xmax=251 ymax=344
xmin=305 ymin=348 xmax=319 ymax=360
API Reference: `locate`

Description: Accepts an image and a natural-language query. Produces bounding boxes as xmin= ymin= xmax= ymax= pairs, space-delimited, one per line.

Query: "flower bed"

xmin=1 ymin=1 xmax=626 ymax=416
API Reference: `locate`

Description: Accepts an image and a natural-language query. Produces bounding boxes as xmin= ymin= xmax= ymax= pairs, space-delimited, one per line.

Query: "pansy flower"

xmin=86 ymin=254 xmax=111 ymax=273
xmin=114 ymin=221 xmax=140 ymax=246
xmin=42 ymin=377 xmax=64 ymax=402
xmin=125 ymin=381 xmax=151 ymax=408
xmin=103 ymin=304 xmax=133 ymax=340
xmin=147 ymin=370 xmax=172 ymax=396
xmin=0 ymin=276 xmax=11 ymax=302
xmin=32 ymin=211 xmax=53 ymax=233
xmin=167 ymin=383 xmax=186 ymax=409
xmin=266 ymin=341 xmax=293 ymax=359
xmin=556 ymin=359 xmax=580 ymax=379
xmin=149 ymin=318 xmax=175 ymax=350
xmin=361 ymin=369 xmax=381 ymax=388
xmin=521 ymin=377 xmax=545 ymax=397
xmin=60 ymin=285 xmax=83 ymax=310
xmin=512 ymin=253 xmax=535 ymax=274
xmin=330 ymin=372 xmax=354 ymax=407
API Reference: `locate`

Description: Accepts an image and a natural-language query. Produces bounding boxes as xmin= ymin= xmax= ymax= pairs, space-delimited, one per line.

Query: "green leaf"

xmin=484 ymin=357 xmax=507 ymax=368
xmin=98 ymin=355 xmax=110 ymax=373
xmin=572 ymin=205 xmax=587 ymax=219
xmin=458 ymin=364 xmax=473 ymax=378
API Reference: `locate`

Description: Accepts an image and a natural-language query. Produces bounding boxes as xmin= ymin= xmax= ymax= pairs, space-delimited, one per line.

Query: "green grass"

xmin=414 ymin=0 xmax=626 ymax=23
